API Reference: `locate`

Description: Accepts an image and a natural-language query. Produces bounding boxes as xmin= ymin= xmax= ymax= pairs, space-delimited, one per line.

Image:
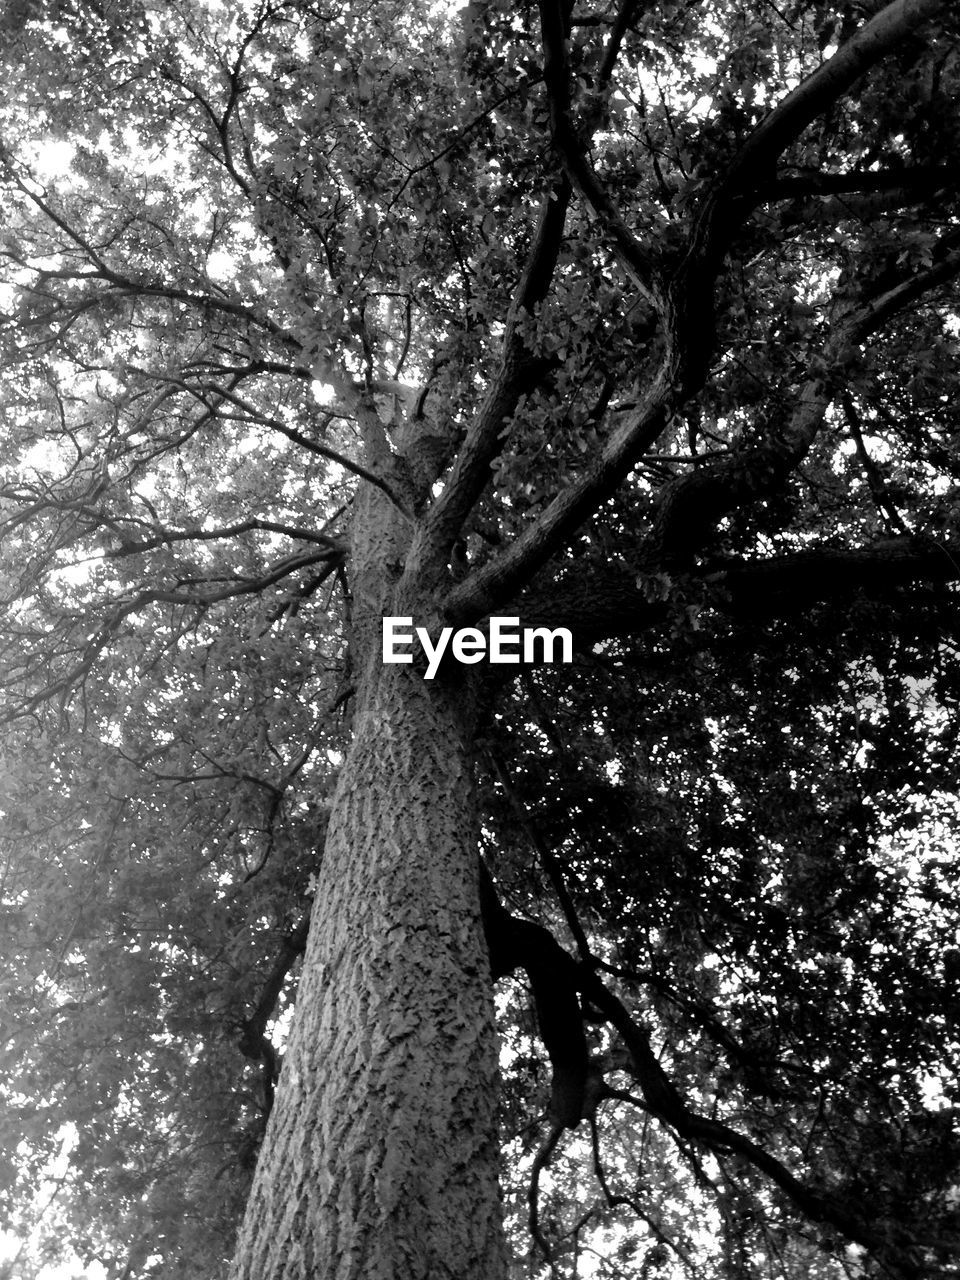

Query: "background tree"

xmin=1 ymin=1 xmax=960 ymax=1278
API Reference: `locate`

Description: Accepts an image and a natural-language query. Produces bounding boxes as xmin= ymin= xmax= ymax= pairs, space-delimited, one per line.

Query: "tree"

xmin=1 ymin=0 xmax=960 ymax=1277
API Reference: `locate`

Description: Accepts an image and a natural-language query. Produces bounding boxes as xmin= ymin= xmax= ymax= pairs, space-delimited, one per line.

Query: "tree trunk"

xmin=229 ymin=653 xmax=507 ymax=1279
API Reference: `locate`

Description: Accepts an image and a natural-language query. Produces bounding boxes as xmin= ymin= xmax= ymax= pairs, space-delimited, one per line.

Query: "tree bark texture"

xmin=229 ymin=654 xmax=506 ymax=1279
xmin=226 ymin=468 xmax=509 ymax=1277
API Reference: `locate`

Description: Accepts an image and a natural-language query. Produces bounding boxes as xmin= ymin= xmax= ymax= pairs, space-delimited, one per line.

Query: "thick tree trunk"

xmin=229 ymin=656 xmax=507 ymax=1279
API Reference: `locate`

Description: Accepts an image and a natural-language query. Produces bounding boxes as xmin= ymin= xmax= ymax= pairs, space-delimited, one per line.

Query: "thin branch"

xmin=528 ymin=1124 xmax=564 ymax=1279
xmin=589 ymin=1113 xmax=704 ymax=1279
xmin=405 ymin=180 xmax=572 ymax=574
xmin=848 ymin=233 xmax=960 ymax=341
xmin=488 ymin=748 xmax=593 ymax=964
xmin=841 ymin=393 xmax=912 ymax=535
xmin=0 ymin=149 xmax=297 ymax=346
xmin=644 ymin=238 xmax=960 ymax=567
xmin=194 ymin=382 xmax=414 ymax=519
xmin=1 ymin=550 xmax=338 ymax=721
xmin=574 ymin=967 xmax=890 ymax=1259
xmin=538 ymin=0 xmax=660 ymax=303
xmin=105 ymin=518 xmax=346 ymax=558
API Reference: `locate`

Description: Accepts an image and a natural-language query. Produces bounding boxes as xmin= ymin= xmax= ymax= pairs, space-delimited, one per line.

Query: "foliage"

xmin=1 ymin=0 xmax=960 ymax=1277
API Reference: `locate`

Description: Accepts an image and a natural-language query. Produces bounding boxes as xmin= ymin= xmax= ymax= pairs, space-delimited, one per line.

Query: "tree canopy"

xmin=1 ymin=1 xmax=960 ymax=1278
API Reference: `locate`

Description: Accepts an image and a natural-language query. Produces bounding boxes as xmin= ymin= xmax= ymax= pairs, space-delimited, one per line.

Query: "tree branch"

xmin=1 ymin=551 xmax=340 ymax=721
xmin=713 ymin=537 xmax=960 ymax=610
xmin=445 ymin=4 xmax=954 ymax=623
xmin=538 ymin=0 xmax=660 ymax=302
xmin=645 ymin=235 xmax=960 ymax=569
xmin=104 ymin=518 xmax=347 ymax=559
xmin=196 ymin=383 xmax=415 ymax=520
xmin=442 ymin=355 xmax=678 ymax=622
xmin=238 ymin=914 xmax=311 ymax=1119
xmin=669 ymin=0 xmax=952 ymax=379
xmin=480 ymin=866 xmax=893 ymax=1259
xmin=480 ymin=860 xmax=590 ymax=1130
xmin=721 ymin=0 xmax=951 ymax=198
xmin=507 ymin=534 xmax=960 ymax=655
xmin=574 ymin=965 xmax=891 ymax=1260
xmin=406 ymin=180 xmax=572 ymax=576
xmin=763 ymin=163 xmax=957 ymax=202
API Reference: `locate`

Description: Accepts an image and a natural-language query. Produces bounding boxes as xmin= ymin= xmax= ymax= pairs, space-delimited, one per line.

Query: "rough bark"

xmin=229 ymin=483 xmax=507 ymax=1279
